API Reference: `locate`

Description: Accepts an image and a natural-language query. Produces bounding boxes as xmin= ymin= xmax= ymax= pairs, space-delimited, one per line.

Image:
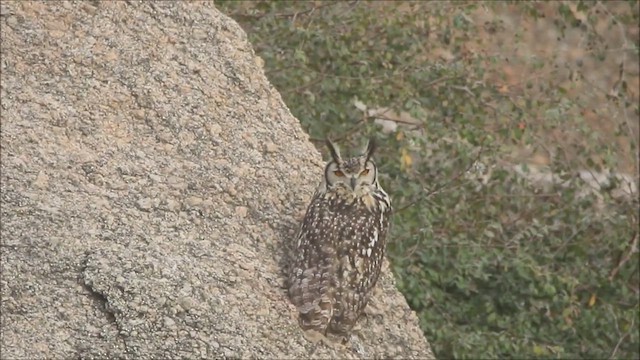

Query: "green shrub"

xmin=218 ymin=2 xmax=639 ymax=358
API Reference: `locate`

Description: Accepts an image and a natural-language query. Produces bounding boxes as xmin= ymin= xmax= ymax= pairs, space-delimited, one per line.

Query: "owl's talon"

xmin=302 ymin=329 xmax=326 ymax=344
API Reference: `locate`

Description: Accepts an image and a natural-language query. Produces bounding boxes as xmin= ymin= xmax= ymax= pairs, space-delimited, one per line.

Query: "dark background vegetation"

xmin=217 ymin=1 xmax=639 ymax=358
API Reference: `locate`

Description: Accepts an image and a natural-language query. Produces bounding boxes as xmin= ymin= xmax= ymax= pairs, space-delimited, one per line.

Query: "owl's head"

xmin=323 ymin=138 xmax=379 ymax=194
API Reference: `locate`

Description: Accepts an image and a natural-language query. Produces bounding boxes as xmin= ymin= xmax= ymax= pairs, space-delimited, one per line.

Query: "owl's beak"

xmin=350 ymin=177 xmax=357 ymax=190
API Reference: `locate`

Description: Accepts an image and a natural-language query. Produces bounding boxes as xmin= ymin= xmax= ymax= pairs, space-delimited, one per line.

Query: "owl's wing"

xmin=288 ymin=193 xmax=337 ymax=333
xmin=328 ymin=200 xmax=391 ymax=335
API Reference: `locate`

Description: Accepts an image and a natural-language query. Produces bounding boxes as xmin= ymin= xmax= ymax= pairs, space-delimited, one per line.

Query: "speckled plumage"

xmin=288 ymin=139 xmax=392 ymax=342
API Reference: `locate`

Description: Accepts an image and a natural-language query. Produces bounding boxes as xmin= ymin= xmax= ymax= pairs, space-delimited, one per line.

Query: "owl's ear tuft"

xmin=364 ymin=138 xmax=376 ymax=162
xmin=326 ymin=138 xmax=342 ymax=163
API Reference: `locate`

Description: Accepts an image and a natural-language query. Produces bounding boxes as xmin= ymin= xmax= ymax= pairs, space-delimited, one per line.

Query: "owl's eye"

xmin=360 ymin=169 xmax=370 ymax=176
xmin=333 ymin=170 xmax=345 ymax=177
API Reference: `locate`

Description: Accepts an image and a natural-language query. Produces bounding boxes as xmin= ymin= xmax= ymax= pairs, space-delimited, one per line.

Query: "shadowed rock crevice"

xmin=0 ymin=2 xmax=434 ymax=359
xmin=78 ymin=273 xmax=118 ymax=326
xmin=78 ymin=259 xmax=130 ymax=354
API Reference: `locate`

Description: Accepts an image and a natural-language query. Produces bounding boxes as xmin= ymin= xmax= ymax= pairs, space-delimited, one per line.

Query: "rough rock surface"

xmin=0 ymin=2 xmax=434 ymax=359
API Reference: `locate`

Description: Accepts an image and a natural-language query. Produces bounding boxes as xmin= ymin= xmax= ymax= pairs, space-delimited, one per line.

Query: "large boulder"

xmin=0 ymin=2 xmax=434 ymax=358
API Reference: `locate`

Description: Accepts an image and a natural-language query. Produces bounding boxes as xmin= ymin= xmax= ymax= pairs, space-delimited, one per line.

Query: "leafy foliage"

xmin=218 ymin=1 xmax=639 ymax=358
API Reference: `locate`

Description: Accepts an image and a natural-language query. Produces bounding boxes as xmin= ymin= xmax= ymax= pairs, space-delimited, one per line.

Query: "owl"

xmin=288 ymin=138 xmax=392 ymax=343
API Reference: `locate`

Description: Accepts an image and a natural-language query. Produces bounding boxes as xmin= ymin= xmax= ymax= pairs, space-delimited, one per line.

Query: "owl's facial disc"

xmin=324 ymin=138 xmax=378 ymax=194
xmin=325 ymin=159 xmax=376 ymax=193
